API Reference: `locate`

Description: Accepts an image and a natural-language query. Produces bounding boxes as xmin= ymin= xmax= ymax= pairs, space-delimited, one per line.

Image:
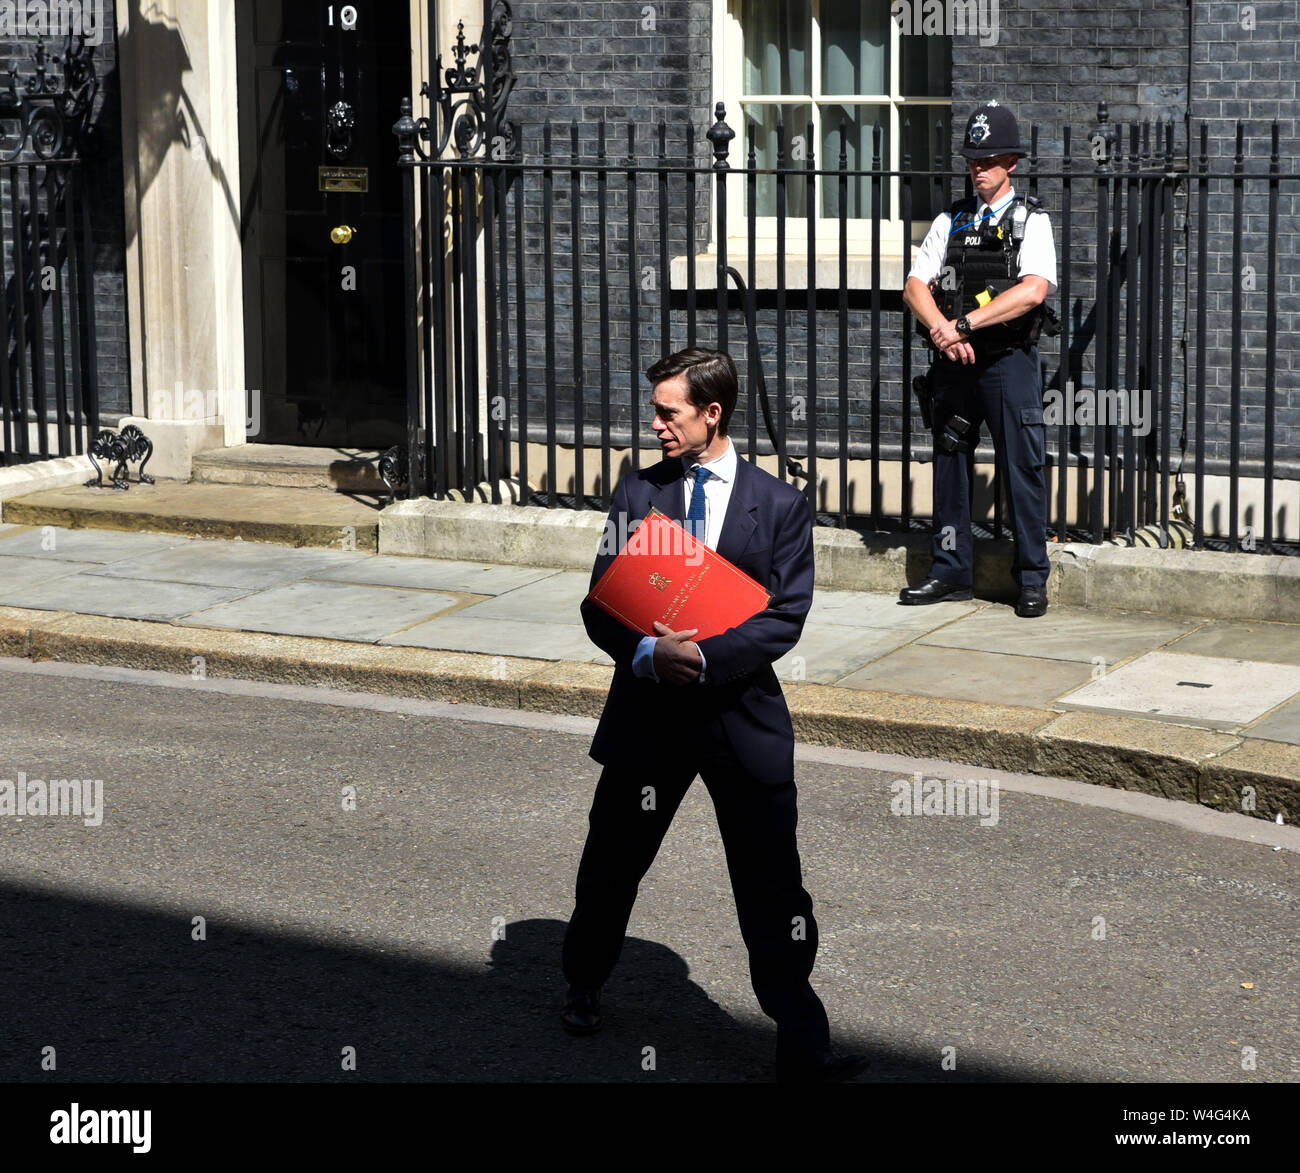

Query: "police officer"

xmin=902 ymin=101 xmax=1058 ymax=618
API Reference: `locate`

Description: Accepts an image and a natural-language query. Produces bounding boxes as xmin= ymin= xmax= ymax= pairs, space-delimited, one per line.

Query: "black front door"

xmin=237 ymin=0 xmax=410 ymax=447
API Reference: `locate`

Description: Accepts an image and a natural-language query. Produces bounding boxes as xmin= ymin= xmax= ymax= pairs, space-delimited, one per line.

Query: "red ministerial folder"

xmin=585 ymin=508 xmax=771 ymax=639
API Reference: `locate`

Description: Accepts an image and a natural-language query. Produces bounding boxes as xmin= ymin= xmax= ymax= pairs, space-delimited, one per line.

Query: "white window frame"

xmin=698 ymin=0 xmax=951 ymax=287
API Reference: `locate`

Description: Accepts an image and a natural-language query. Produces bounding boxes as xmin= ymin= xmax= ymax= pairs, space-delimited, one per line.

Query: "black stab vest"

xmin=933 ymin=195 xmax=1047 ymax=354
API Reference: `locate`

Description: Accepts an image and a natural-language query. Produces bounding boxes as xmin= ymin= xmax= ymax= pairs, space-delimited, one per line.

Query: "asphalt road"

xmin=1 ymin=658 xmax=1296 ymax=1084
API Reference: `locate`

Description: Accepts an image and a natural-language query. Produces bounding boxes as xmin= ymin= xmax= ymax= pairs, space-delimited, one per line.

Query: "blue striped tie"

xmin=686 ymin=465 xmax=709 ymax=543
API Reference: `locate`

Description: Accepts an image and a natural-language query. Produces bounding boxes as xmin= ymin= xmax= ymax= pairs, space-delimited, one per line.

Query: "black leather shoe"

xmin=899 ymin=578 xmax=973 ymax=605
xmin=1015 ymin=585 xmax=1048 ymax=618
xmin=776 ymin=1052 xmax=871 ymax=1084
xmin=560 ymin=986 xmax=602 ymax=1035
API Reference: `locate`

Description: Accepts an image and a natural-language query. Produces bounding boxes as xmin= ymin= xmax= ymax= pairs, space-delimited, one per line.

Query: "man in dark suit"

xmin=560 ymin=348 xmax=867 ymax=1083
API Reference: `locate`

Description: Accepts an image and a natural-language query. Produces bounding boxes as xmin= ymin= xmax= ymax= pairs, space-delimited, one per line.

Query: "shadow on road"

xmin=1 ymin=883 xmax=1051 ymax=1082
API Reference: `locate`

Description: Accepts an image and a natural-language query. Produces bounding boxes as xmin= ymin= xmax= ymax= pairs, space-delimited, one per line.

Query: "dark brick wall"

xmin=953 ymin=0 xmax=1189 ymax=135
xmin=475 ymin=2 xmax=1295 ymax=485
xmin=502 ymin=0 xmax=713 ymax=450
xmin=0 ymin=0 xmax=129 ymax=426
xmin=1189 ymin=0 xmax=1300 ymax=472
xmin=500 ymin=3 xmax=947 ymax=468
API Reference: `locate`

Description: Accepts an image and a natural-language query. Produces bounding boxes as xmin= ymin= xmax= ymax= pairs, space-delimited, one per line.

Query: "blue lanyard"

xmin=951 ymin=194 xmax=1015 ymax=235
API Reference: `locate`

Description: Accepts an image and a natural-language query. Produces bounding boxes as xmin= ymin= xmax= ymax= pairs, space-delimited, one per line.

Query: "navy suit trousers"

xmin=561 ymin=717 xmax=831 ymax=1066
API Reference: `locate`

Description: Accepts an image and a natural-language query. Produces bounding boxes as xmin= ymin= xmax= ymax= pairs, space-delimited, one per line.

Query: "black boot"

xmin=560 ymin=986 xmax=603 ymax=1035
xmin=899 ymin=578 xmax=974 ymax=605
xmin=1015 ymin=585 xmax=1048 ymax=618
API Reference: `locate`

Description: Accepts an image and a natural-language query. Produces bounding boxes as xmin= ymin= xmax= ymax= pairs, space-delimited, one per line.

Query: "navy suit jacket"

xmin=580 ymin=451 xmax=815 ymax=785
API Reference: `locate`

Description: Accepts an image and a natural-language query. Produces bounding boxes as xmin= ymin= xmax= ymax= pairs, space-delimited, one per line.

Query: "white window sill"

xmin=671 ymin=248 xmax=911 ymax=292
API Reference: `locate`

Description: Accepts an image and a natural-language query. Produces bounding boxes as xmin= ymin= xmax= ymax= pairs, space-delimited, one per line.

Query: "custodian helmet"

xmin=960 ymin=101 xmax=1027 ymax=159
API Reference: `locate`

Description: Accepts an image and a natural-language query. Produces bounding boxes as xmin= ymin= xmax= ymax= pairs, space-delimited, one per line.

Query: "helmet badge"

xmin=969 ymin=113 xmax=991 ymax=145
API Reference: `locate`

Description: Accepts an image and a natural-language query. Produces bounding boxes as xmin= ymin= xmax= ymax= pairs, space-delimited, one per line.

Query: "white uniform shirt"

xmin=908 ymin=187 xmax=1058 ymax=295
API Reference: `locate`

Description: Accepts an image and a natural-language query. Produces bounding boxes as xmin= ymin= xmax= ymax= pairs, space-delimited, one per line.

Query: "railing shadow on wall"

xmin=396 ymin=60 xmax=1298 ymax=555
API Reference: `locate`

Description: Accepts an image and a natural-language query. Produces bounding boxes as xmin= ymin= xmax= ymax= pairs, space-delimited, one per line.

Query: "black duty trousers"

xmin=928 ymin=344 xmax=1050 ymax=589
xmin=561 ymin=718 xmax=831 ymax=1065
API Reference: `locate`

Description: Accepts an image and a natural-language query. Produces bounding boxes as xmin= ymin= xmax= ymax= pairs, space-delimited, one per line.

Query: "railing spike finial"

xmin=1092 ymin=99 xmax=1116 ymax=172
xmin=393 ymin=96 xmax=418 ymax=162
xmin=707 ymin=101 xmax=734 ymax=169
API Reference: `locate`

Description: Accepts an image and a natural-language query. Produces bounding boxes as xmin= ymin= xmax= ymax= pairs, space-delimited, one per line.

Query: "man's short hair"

xmin=646 ymin=348 xmax=739 ymax=435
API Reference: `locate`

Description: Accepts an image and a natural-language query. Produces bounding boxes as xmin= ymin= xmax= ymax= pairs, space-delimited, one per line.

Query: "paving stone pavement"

xmin=0 ymin=523 xmax=1297 ymax=747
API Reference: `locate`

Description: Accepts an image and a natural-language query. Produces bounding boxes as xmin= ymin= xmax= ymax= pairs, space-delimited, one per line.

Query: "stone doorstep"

xmin=0 ymin=606 xmax=1294 ymax=823
xmin=191 ymin=445 xmax=389 ymax=493
xmin=2 ymin=482 xmax=380 ymax=552
xmin=0 ymin=455 xmax=95 ymax=504
xmin=2 ymin=502 xmax=379 ymax=552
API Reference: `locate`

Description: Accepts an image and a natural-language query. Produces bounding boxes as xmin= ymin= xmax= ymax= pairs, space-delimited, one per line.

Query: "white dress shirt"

xmin=907 ymin=186 xmax=1058 ymax=294
xmin=632 ymin=437 xmax=737 ymax=683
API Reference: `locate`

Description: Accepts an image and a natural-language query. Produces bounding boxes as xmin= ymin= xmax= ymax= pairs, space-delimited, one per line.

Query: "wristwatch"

xmin=956 ymin=315 xmax=973 ymax=336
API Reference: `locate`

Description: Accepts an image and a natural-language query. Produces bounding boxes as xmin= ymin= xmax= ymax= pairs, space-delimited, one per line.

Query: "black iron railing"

xmin=0 ymin=37 xmax=101 ymax=467
xmin=396 ymin=89 xmax=1299 ymax=554
xmin=0 ymin=158 xmax=99 ymax=466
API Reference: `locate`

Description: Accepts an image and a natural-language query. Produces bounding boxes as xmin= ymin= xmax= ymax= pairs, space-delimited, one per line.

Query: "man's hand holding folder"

xmin=649 ymin=619 xmax=704 ymax=685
